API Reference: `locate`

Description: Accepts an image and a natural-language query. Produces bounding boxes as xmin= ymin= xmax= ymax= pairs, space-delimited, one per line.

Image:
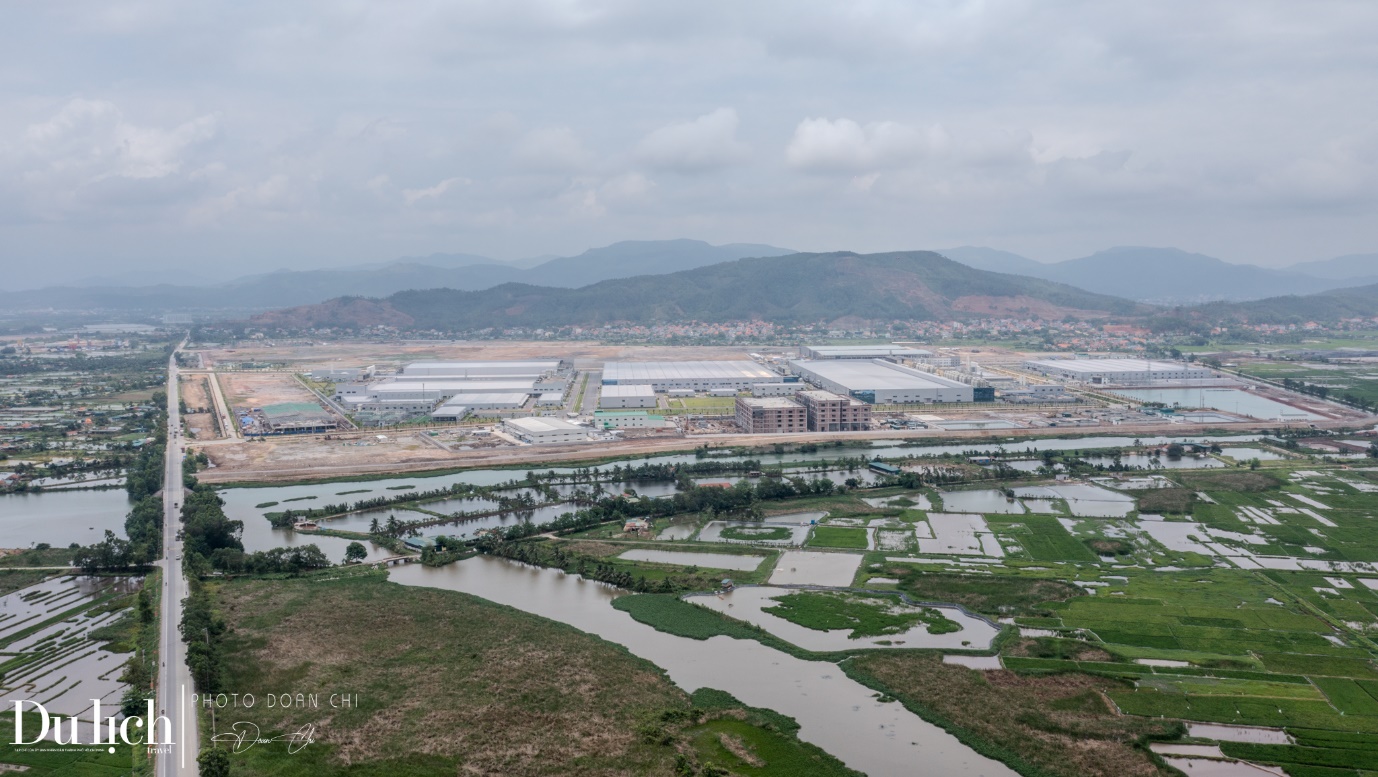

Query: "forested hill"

xmin=251 ymin=251 xmax=1148 ymax=330
xmin=1181 ymin=282 xmax=1378 ymax=325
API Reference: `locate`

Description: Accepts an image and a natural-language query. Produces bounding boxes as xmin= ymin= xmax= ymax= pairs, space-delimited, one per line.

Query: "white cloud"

xmin=785 ymin=117 xmax=934 ymax=174
xmin=512 ymin=126 xmax=593 ymax=172
xmin=402 ymin=176 xmax=469 ymax=205
xmin=634 ymin=108 xmax=748 ymax=172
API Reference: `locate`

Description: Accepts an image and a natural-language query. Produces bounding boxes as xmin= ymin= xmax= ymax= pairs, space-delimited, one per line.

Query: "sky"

xmin=2 ymin=1 xmax=1377 ymax=289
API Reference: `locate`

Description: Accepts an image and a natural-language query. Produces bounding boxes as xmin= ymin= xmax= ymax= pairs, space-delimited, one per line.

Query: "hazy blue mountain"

xmin=528 ymin=239 xmax=795 ymax=287
xmin=0 ymin=239 xmax=796 ymax=313
xmin=1033 ymin=247 xmax=1339 ymax=304
xmin=253 ymin=250 xmax=1148 ymax=330
xmin=1286 ymin=253 xmax=1378 ymax=282
xmin=1184 ymin=282 xmax=1378 ymax=324
xmin=936 ymin=246 xmax=1051 ymax=276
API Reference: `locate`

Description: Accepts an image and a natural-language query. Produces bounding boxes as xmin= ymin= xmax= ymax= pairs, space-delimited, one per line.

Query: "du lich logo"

xmin=9 ymin=699 xmax=173 ymax=749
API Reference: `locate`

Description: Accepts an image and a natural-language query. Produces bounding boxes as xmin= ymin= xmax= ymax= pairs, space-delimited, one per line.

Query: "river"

xmin=390 ymin=556 xmax=1018 ymax=777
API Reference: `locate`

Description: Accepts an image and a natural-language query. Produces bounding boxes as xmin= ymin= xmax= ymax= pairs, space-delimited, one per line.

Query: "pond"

xmin=616 ymin=549 xmax=765 ymax=572
xmin=1014 ymin=484 xmax=1135 ymax=518
xmin=0 ymin=488 xmax=132 ymax=547
xmin=697 ymin=520 xmax=811 ymax=546
xmin=389 ymin=558 xmax=1018 ymax=777
xmin=685 ymin=586 xmax=999 ymax=652
xmin=768 ymin=550 xmax=864 ymax=586
xmin=939 ymin=489 xmax=1026 ymax=514
xmin=1218 ymin=447 xmax=1289 ymax=461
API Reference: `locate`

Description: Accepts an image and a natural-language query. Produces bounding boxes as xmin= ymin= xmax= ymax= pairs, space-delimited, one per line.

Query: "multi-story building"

xmin=797 ymin=390 xmax=872 ymax=432
xmin=735 ymin=396 xmax=807 ymax=434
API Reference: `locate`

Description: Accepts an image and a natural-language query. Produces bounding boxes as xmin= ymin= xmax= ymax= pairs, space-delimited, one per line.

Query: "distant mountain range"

xmin=0 ymin=239 xmax=796 ymax=313
xmin=1179 ymin=282 xmax=1378 ymax=325
xmin=937 ymin=246 xmax=1378 ymax=304
xmin=251 ymin=250 xmax=1148 ymax=330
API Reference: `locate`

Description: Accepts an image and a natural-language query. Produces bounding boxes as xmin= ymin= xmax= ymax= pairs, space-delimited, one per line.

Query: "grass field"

xmin=847 ymin=653 xmax=1180 ymax=777
xmin=807 ymin=525 xmax=869 ymax=549
xmin=214 ymin=572 xmax=854 ymax=776
xmin=215 ymin=572 xmax=688 ymax=776
xmin=762 ymin=591 xmax=958 ymax=638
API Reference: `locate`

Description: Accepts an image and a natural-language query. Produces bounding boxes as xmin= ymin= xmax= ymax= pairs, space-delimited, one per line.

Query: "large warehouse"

xmin=399 ymin=360 xmax=562 ymax=378
xmin=790 ymin=359 xmax=974 ymax=404
xmin=1023 ymin=359 xmax=1214 ymax=385
xmin=599 ymin=384 xmax=658 ymax=409
xmin=334 ymin=359 xmax=569 ymax=417
xmin=503 ymin=417 xmax=592 ymax=444
xmin=602 ymin=360 xmax=779 ymax=391
xmin=799 ymin=345 xmax=932 ymax=360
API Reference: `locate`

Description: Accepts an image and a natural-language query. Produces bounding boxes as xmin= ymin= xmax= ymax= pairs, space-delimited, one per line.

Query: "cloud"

xmin=402 ymin=176 xmax=469 ymax=205
xmin=785 ymin=117 xmax=934 ymax=174
xmin=512 ymin=126 xmax=593 ymax=172
xmin=634 ymin=108 xmax=748 ymax=172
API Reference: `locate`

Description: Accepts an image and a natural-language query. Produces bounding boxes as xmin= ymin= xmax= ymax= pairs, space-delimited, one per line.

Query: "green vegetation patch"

xmin=807 ymin=526 xmax=869 ymax=549
xmin=888 ymin=570 xmax=1083 ymax=617
xmin=720 ymin=525 xmax=793 ymax=541
xmin=763 ymin=591 xmax=960 ymax=639
xmin=253 ymin=501 xmax=279 ymax=508
xmin=847 ymin=652 xmax=1180 ymax=777
xmin=0 ymin=712 xmax=137 ymax=776
xmin=215 ymin=573 xmax=691 ymax=776
xmin=1175 ymin=470 xmax=1283 ymax=492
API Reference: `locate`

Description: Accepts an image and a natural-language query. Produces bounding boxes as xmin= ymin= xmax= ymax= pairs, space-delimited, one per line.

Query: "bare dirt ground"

xmin=198 ymin=340 xmax=796 ymax=371
xmin=178 ymin=375 xmax=222 ymax=440
xmin=219 ymin=371 xmax=325 ymax=410
xmin=193 ymin=414 xmax=1372 ymax=484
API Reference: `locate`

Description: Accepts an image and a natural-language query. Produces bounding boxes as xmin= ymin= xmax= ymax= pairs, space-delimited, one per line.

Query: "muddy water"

xmin=686 ymin=586 xmax=1000 ymax=652
xmin=0 ymin=488 xmax=131 ymax=546
xmin=939 ymin=490 xmax=1026 ymax=515
xmin=390 ymin=557 xmax=1018 ymax=777
xmin=616 ymin=549 xmax=765 ymax=571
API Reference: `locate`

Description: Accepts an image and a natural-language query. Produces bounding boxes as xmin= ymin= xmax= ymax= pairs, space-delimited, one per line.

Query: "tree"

xmin=197 ymin=747 xmax=231 ymax=777
xmin=344 ymin=541 xmax=367 ymax=564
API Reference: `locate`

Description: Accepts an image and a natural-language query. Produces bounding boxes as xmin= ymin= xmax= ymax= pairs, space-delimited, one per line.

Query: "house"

xmin=623 ymin=518 xmax=651 ymax=533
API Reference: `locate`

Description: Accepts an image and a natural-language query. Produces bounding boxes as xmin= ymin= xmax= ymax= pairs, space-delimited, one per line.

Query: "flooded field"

xmin=685 ymin=586 xmax=1000 ymax=651
xmin=0 ymin=575 xmax=138 ymax=740
xmin=939 ymin=489 xmax=1026 ymax=514
xmin=768 ymin=550 xmax=863 ymax=586
xmin=616 ymin=549 xmax=765 ymax=572
xmin=390 ymin=558 xmax=1018 ymax=777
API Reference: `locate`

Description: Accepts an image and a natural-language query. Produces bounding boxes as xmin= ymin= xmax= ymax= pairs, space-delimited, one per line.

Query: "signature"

xmin=210 ymin=722 xmax=315 ymax=754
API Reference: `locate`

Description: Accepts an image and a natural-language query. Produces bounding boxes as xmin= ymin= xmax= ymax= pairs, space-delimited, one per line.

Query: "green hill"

xmin=252 ymin=250 xmax=1147 ymax=330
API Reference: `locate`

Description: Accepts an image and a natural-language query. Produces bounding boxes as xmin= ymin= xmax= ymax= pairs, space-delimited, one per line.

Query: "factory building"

xmin=503 ymin=417 xmax=592 ymax=444
xmin=593 ymin=411 xmax=672 ymax=429
xmin=751 ymin=383 xmax=803 ymax=397
xmin=248 ymin=402 xmax=339 ymax=435
xmin=1023 ymin=359 xmax=1214 ymax=385
xmin=796 ymin=390 xmax=872 ymax=432
xmin=602 ymin=360 xmax=778 ymax=391
xmin=400 ymin=360 xmax=562 ymax=378
xmin=599 ymin=384 xmax=658 ymax=409
xmin=789 ymin=359 xmax=975 ymax=404
xmin=799 ymin=345 xmax=932 ymax=360
xmin=735 ymin=397 xmax=808 ymax=434
xmin=431 ymin=400 xmax=471 ymax=421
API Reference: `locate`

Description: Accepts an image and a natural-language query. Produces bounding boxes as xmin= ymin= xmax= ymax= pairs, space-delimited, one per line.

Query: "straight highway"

xmin=156 ymin=347 xmax=198 ymax=777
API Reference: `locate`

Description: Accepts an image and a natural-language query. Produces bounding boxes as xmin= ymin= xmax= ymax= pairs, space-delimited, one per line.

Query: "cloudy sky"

xmin=2 ymin=1 xmax=1376 ymax=288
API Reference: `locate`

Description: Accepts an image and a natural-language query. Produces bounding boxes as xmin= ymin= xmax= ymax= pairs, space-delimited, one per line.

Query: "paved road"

xmin=578 ymin=370 xmax=601 ymax=414
xmin=156 ymin=348 xmax=198 ymax=777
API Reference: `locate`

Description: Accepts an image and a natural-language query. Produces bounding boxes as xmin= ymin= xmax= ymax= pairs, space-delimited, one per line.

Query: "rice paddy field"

xmin=558 ymin=445 xmax=1378 ymax=776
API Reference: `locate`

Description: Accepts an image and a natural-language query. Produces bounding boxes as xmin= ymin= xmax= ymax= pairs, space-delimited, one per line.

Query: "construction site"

xmin=174 ymin=339 xmax=1378 ymax=484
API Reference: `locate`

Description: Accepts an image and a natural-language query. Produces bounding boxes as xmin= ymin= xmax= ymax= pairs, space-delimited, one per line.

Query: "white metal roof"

xmin=505 ymin=416 xmax=586 ymax=433
xmin=1025 ymin=359 xmax=1203 ymax=373
xmin=600 ymin=384 xmax=657 ymax=396
xmin=603 ymin=360 xmax=776 ymax=382
xmin=791 ymin=360 xmax=968 ymax=391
